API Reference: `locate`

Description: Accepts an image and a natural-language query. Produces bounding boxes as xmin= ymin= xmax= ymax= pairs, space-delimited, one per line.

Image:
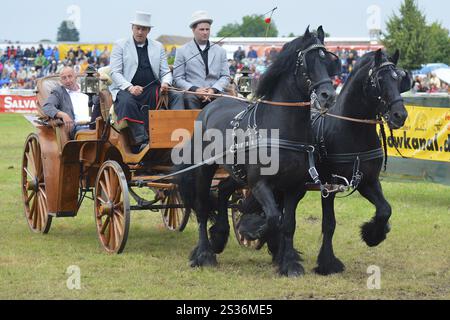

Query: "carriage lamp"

xmin=80 ymin=65 xmax=100 ymax=118
xmin=80 ymin=65 xmax=100 ymax=96
xmin=237 ymin=67 xmax=253 ymax=98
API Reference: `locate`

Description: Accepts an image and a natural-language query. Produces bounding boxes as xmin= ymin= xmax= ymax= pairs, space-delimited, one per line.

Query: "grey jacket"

xmin=41 ymin=85 xmax=75 ymax=120
xmin=173 ymin=40 xmax=230 ymax=93
xmin=109 ymin=36 xmax=172 ymax=101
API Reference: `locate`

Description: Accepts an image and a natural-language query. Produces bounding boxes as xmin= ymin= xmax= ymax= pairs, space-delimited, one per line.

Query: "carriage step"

xmin=131 ymin=175 xmax=175 ymax=181
xmin=49 ymin=212 xmax=77 ymax=218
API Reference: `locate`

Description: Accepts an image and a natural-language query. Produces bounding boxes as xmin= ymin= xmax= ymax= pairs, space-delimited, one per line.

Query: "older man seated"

xmin=41 ymin=66 xmax=92 ymax=138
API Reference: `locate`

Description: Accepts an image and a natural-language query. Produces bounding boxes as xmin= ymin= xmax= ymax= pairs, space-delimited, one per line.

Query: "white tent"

xmin=433 ymin=68 xmax=450 ymax=84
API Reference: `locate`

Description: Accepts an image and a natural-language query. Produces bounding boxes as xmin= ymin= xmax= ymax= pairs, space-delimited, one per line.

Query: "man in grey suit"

xmin=173 ymin=11 xmax=231 ymax=110
xmin=110 ymin=11 xmax=184 ymax=152
xmin=41 ymin=66 xmax=92 ymax=138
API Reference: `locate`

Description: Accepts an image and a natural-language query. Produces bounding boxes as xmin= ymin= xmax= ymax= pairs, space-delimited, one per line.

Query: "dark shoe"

xmin=132 ymin=142 xmax=149 ymax=154
xmin=138 ymin=143 xmax=149 ymax=153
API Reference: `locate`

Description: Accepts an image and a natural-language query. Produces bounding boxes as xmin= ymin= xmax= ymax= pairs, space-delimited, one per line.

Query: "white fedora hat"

xmin=189 ymin=10 xmax=213 ymax=28
xmin=130 ymin=11 xmax=154 ymax=28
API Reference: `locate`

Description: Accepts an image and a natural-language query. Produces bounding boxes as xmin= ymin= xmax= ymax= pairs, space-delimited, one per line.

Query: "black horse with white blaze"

xmin=177 ymin=26 xmax=340 ymax=277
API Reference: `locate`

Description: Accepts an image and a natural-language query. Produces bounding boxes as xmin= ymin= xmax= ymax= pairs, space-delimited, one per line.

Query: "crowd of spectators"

xmin=412 ymin=73 xmax=449 ymax=93
xmin=229 ymin=45 xmax=450 ymax=95
xmin=229 ymin=45 xmax=372 ymax=93
xmin=2 ymin=41 xmax=448 ymax=94
xmin=229 ymin=45 xmax=279 ymax=79
xmin=0 ymin=44 xmax=111 ymax=91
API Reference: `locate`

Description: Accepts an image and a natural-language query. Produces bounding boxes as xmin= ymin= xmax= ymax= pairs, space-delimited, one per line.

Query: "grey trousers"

xmin=183 ymin=94 xmax=213 ymax=110
xmin=167 ymin=91 xmax=185 ymax=110
xmin=118 ymin=90 xmax=186 ymax=145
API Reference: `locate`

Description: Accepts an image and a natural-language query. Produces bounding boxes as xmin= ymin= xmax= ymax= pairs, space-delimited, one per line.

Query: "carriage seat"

xmin=96 ymin=66 xmax=129 ymax=131
xmin=35 ymin=76 xmax=62 ymax=118
xmin=37 ymin=76 xmax=61 ymax=104
xmin=36 ymin=76 xmax=98 ymax=141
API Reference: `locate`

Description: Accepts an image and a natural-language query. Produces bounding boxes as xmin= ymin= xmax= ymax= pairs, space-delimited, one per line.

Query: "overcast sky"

xmin=1 ymin=0 xmax=449 ymax=42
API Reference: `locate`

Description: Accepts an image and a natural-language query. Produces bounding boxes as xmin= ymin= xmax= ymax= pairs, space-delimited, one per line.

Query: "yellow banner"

xmin=57 ymin=43 xmax=113 ymax=62
xmin=386 ymin=105 xmax=450 ymax=162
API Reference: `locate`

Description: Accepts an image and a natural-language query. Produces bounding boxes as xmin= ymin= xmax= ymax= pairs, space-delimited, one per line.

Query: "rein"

xmin=319 ymin=109 xmax=383 ymax=125
xmin=166 ymin=87 xmax=311 ymax=108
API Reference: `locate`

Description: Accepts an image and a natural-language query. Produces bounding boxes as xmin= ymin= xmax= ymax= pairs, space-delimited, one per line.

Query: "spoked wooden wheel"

xmin=161 ymin=187 xmax=190 ymax=232
xmin=94 ymin=161 xmax=130 ymax=254
xmin=231 ymin=190 xmax=265 ymax=250
xmin=22 ymin=133 xmax=52 ymax=234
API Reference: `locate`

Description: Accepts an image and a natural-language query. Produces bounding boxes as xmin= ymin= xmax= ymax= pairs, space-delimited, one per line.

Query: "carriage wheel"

xmin=161 ymin=187 xmax=190 ymax=232
xmin=94 ymin=161 xmax=130 ymax=254
xmin=22 ymin=133 xmax=52 ymax=234
xmin=231 ymin=190 xmax=265 ymax=250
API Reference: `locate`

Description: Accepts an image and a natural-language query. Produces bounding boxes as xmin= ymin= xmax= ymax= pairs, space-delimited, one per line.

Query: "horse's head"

xmin=256 ymin=26 xmax=340 ymax=109
xmin=365 ymin=49 xmax=411 ymax=129
xmin=294 ymin=26 xmax=341 ymax=109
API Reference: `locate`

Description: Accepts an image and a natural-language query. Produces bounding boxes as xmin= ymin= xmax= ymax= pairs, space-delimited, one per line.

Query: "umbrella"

xmin=433 ymin=68 xmax=450 ymax=84
xmin=418 ymin=63 xmax=449 ymax=75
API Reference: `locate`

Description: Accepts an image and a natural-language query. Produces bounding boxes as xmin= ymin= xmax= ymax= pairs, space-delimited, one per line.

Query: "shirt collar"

xmin=65 ymin=87 xmax=80 ymax=94
xmin=135 ymin=39 xmax=149 ymax=48
xmin=194 ymin=39 xmax=210 ymax=51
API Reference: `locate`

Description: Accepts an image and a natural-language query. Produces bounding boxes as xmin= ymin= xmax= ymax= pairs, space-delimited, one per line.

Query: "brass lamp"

xmin=80 ymin=65 xmax=100 ymax=118
xmin=80 ymin=65 xmax=100 ymax=96
xmin=237 ymin=67 xmax=253 ymax=98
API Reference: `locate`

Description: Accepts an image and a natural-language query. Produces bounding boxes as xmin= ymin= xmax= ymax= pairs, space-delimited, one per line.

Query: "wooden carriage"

xmin=21 ymin=75 xmax=259 ymax=254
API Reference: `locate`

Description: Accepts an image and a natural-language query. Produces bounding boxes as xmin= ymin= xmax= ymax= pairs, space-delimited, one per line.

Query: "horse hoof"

xmin=314 ymin=258 xmax=345 ymax=276
xmin=361 ymin=220 xmax=388 ymax=247
xmin=279 ymin=263 xmax=305 ymax=278
xmin=190 ymin=250 xmax=218 ymax=268
xmin=209 ymin=224 xmax=230 ymax=254
xmin=278 ymin=250 xmax=304 ymax=277
xmin=238 ymin=214 xmax=267 ymax=241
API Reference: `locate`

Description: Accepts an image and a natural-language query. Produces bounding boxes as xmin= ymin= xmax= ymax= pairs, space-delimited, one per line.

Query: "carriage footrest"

xmin=49 ymin=212 xmax=77 ymax=218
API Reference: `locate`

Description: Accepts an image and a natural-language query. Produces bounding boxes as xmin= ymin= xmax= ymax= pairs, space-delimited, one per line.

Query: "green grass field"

xmin=1 ymin=113 xmax=449 ymax=300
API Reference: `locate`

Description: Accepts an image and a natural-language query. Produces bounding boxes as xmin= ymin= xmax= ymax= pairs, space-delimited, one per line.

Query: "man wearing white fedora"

xmin=110 ymin=11 xmax=184 ymax=153
xmin=173 ymin=10 xmax=230 ymax=110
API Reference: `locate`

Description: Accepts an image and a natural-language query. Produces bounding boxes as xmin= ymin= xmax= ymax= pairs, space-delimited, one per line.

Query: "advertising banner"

xmin=0 ymin=95 xmax=38 ymax=113
xmin=386 ymin=105 xmax=450 ymax=162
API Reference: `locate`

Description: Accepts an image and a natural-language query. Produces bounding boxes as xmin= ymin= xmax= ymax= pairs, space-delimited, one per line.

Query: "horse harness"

xmin=225 ymin=43 xmax=345 ymax=196
xmin=366 ymin=61 xmax=406 ymax=123
xmin=229 ymin=100 xmax=325 ymax=195
xmin=295 ymin=44 xmax=340 ymax=95
xmin=309 ymin=61 xmax=408 ymax=195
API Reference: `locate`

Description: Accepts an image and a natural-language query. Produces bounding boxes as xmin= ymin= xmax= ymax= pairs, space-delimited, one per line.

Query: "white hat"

xmin=189 ymin=10 xmax=213 ymax=28
xmin=130 ymin=11 xmax=154 ymax=28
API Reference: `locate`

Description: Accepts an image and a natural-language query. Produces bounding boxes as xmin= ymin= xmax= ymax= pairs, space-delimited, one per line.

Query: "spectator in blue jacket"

xmin=247 ymin=46 xmax=258 ymax=59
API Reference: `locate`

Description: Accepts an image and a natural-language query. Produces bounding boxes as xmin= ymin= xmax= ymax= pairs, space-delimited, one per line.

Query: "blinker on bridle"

xmin=367 ymin=61 xmax=405 ymax=122
xmin=295 ymin=43 xmax=337 ymax=94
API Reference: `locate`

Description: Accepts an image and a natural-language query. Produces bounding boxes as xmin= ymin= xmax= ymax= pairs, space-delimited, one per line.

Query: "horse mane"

xmin=256 ymin=36 xmax=316 ymax=98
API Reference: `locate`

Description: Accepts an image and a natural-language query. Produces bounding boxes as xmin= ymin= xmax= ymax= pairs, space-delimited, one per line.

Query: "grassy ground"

xmin=0 ymin=113 xmax=449 ymax=300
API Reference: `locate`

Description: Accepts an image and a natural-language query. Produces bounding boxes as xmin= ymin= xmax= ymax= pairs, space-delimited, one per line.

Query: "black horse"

xmin=312 ymin=49 xmax=411 ymax=275
xmin=177 ymin=26 xmax=340 ymax=276
xmin=236 ymin=49 xmax=411 ymax=276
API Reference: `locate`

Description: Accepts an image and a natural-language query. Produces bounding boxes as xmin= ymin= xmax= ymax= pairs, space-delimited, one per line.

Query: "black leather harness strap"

xmin=325 ymin=148 xmax=384 ymax=164
xmin=230 ymin=138 xmax=324 ymax=193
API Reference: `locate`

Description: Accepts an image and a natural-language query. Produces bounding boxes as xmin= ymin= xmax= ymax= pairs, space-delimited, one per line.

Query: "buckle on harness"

xmin=309 ymin=167 xmax=319 ymax=182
